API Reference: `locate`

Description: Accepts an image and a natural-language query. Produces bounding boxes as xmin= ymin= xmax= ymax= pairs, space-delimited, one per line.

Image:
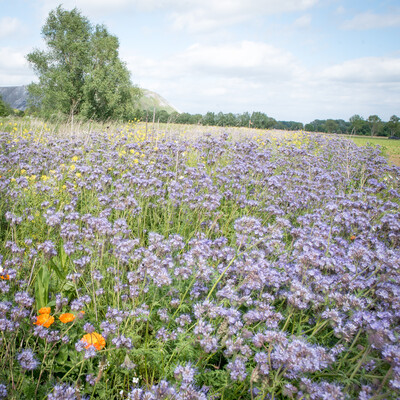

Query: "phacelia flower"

xmin=17 ymin=349 xmax=40 ymax=370
xmin=0 ymin=383 xmax=7 ymax=399
xmin=47 ymin=382 xmax=77 ymax=399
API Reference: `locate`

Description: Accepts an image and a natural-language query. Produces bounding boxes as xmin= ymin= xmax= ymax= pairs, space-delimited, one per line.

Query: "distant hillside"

xmin=0 ymin=86 xmax=178 ymax=114
xmin=0 ymin=86 xmax=28 ymax=110
xmin=137 ymin=89 xmax=179 ymax=114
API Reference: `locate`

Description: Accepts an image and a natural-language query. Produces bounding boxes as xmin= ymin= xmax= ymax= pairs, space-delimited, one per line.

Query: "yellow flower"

xmin=71 ymin=156 xmax=79 ymax=162
xmin=70 ymin=165 xmax=76 ymax=171
xmin=75 ymin=172 xmax=81 ymax=178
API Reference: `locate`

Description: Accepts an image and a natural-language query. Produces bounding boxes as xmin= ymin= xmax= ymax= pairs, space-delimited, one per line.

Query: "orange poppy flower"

xmin=59 ymin=313 xmax=76 ymax=323
xmin=38 ymin=307 xmax=51 ymax=315
xmin=34 ymin=313 xmax=55 ymax=328
xmin=0 ymin=266 xmax=9 ymax=280
xmin=80 ymin=332 xmax=106 ymax=350
xmin=350 ymin=235 xmax=356 ymax=241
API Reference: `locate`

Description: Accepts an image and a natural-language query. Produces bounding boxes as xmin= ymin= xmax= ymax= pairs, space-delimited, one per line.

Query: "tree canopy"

xmin=26 ymin=6 xmax=135 ymax=121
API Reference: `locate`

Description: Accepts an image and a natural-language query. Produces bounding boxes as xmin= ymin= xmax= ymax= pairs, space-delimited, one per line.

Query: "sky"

xmin=0 ymin=0 xmax=399 ymax=123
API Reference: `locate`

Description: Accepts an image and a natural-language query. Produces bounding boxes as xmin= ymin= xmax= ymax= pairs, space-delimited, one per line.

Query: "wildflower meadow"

xmin=0 ymin=122 xmax=399 ymax=399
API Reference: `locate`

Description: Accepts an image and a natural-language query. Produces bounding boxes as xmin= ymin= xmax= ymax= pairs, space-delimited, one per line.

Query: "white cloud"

xmin=42 ymin=0 xmax=318 ymax=13
xmin=0 ymin=17 xmax=23 ymax=39
xmin=335 ymin=6 xmax=345 ymax=15
xmin=320 ymin=57 xmax=400 ymax=83
xmin=0 ymin=47 xmax=35 ymax=86
xmin=293 ymin=14 xmax=312 ymax=29
xmin=342 ymin=11 xmax=400 ymax=30
xmin=123 ymin=42 xmax=400 ymax=121
xmin=122 ymin=40 xmax=312 ymax=118
xmin=168 ymin=0 xmax=319 ymax=32
xmin=124 ymin=41 xmax=302 ymax=84
xmin=181 ymin=41 xmax=300 ymax=77
xmin=300 ymin=57 xmax=400 ymax=120
xmin=39 ymin=0 xmax=319 ymax=32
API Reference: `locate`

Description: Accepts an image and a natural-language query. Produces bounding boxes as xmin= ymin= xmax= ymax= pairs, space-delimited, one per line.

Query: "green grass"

xmin=347 ymin=136 xmax=400 ymax=166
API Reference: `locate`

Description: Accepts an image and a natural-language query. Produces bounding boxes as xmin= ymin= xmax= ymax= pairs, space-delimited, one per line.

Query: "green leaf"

xmin=61 ymin=281 xmax=75 ymax=292
xmin=60 ymin=240 xmax=67 ymax=269
xmin=50 ymin=258 xmax=65 ymax=281
xmin=35 ymin=264 xmax=50 ymax=310
xmin=55 ymin=347 xmax=69 ymax=364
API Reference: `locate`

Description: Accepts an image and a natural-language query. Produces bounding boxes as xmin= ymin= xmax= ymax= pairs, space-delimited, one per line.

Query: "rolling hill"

xmin=0 ymin=86 xmax=178 ymax=114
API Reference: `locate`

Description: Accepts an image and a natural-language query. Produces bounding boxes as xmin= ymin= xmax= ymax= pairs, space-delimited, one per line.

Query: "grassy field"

xmin=2 ymin=116 xmax=400 ymax=166
xmin=345 ymin=136 xmax=400 ymax=166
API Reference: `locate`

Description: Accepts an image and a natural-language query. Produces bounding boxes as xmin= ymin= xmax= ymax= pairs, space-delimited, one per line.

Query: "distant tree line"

xmin=305 ymin=115 xmax=400 ymax=137
xmin=132 ymin=109 xmax=400 ymax=138
xmin=3 ymin=91 xmax=399 ymax=138
xmin=132 ymin=109 xmax=304 ymax=131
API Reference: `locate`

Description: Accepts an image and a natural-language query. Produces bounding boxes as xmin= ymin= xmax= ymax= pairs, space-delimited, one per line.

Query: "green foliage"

xmin=35 ymin=264 xmax=50 ymax=309
xmin=325 ymin=119 xmax=339 ymax=133
xmin=368 ymin=114 xmax=383 ymax=136
xmin=26 ymin=6 xmax=134 ymax=121
xmin=250 ymin=111 xmax=275 ymax=129
xmin=0 ymin=94 xmax=12 ymax=117
xmin=387 ymin=115 xmax=400 ymax=138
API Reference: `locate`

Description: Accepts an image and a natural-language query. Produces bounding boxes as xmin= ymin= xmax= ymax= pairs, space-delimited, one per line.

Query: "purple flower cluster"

xmin=128 ymin=378 xmax=208 ymax=400
xmin=47 ymin=383 xmax=78 ymax=400
xmin=1 ymin=129 xmax=399 ymax=398
xmin=17 ymin=349 xmax=40 ymax=370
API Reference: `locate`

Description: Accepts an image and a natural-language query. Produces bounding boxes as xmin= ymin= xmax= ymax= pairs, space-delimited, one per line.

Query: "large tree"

xmin=26 ymin=6 xmax=134 ymax=121
xmin=367 ymin=115 xmax=383 ymax=137
xmin=387 ymin=115 xmax=400 ymax=138
xmin=349 ymin=114 xmax=368 ymax=135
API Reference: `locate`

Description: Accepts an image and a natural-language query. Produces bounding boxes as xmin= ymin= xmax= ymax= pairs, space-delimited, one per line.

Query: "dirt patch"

xmin=389 ymin=154 xmax=400 ymax=167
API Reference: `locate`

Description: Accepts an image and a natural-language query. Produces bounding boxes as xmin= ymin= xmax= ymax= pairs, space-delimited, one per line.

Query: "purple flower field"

xmin=0 ymin=127 xmax=399 ymax=399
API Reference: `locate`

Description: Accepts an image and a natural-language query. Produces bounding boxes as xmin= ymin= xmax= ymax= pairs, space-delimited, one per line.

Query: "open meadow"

xmin=0 ymin=118 xmax=400 ymax=399
xmin=345 ymin=137 xmax=400 ymax=167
